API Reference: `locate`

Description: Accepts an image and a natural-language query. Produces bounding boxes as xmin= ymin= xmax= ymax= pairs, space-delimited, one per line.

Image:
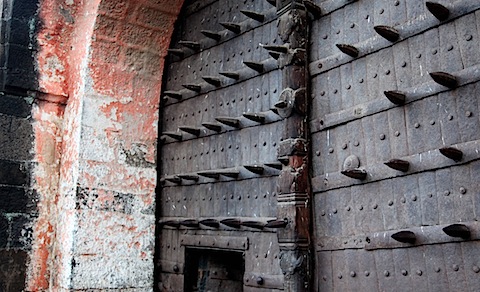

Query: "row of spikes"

xmin=391 ymin=223 xmax=470 ymax=244
xmin=159 ymin=218 xmax=288 ymax=229
xmin=341 ymin=146 xmax=463 ymax=180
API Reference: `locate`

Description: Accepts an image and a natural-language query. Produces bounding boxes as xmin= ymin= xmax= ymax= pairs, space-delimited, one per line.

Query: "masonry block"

xmin=0 ymin=186 xmax=33 ymax=213
xmin=0 ymin=94 xmax=32 ymax=118
xmin=0 ymin=114 xmax=34 ymax=160
xmin=0 ymin=215 xmax=8 ymax=247
xmin=0 ymin=159 xmax=29 ymax=186
xmin=0 ymin=250 xmax=27 ymax=292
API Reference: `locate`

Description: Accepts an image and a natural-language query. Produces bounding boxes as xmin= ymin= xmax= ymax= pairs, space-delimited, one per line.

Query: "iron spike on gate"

xmin=163 ymin=90 xmax=182 ymax=100
xmin=178 ymin=40 xmax=201 ymax=51
xmin=219 ymin=71 xmax=240 ymax=80
xmin=341 ymin=168 xmax=367 ymax=180
xmin=240 ymin=10 xmax=265 ymax=22
xmin=303 ymin=0 xmax=322 ymax=19
xmin=197 ymin=171 xmax=220 ymax=179
xmin=199 ymin=219 xmax=220 ymax=228
xmin=160 ymin=220 xmax=180 ymax=228
xmin=167 ymin=49 xmax=185 ymax=58
xmin=162 ymin=131 xmax=182 ymax=141
xmin=182 ymin=84 xmax=202 ymax=92
xmin=265 ymin=0 xmax=276 ymax=6
xmin=220 ymin=22 xmax=242 ymax=34
xmin=243 ymin=112 xmax=266 ymax=123
xmin=220 ymin=218 xmax=242 ymax=228
xmin=201 ymin=30 xmax=222 ymax=41
xmin=241 ymin=220 xmax=266 ymax=229
xmin=384 ymin=90 xmax=406 ymax=105
xmin=391 ymin=230 xmax=416 ymax=244
xmin=336 ymin=44 xmax=359 ymax=58
xmin=244 ymin=165 xmax=265 ymax=174
xmin=180 ymin=219 xmax=199 ymax=228
xmin=202 ymin=76 xmax=222 ymax=86
xmin=374 ymin=25 xmax=400 ymax=42
xmin=179 ymin=126 xmax=201 ymax=136
xmin=265 ymin=218 xmax=289 ymax=228
xmin=215 ymin=116 xmax=241 ymax=128
xmin=264 ymin=162 xmax=283 ymax=170
xmin=439 ymin=146 xmax=463 ymax=161
xmin=426 ymin=2 xmax=450 ymax=21
xmin=201 ymin=122 xmax=222 ymax=132
xmin=384 ymin=159 xmax=410 ymax=172
xmin=429 ymin=72 xmax=458 ymax=88
xmin=261 ymin=44 xmax=289 ymax=54
xmin=177 ymin=174 xmax=200 ymax=181
xmin=165 ymin=175 xmax=181 ymax=184
xmin=244 ymin=61 xmax=265 ymax=73
xmin=218 ymin=169 xmax=240 ymax=178
xmin=442 ymin=224 xmax=470 ymax=239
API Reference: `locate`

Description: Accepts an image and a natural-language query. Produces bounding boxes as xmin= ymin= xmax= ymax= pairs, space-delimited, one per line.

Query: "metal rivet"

xmin=430 ymin=120 xmax=435 ymax=125
xmin=346 ymin=206 xmax=351 ymax=211
xmin=346 ymin=84 xmax=351 ymax=90
xmin=333 ymin=209 xmax=338 ymax=214
xmin=334 ymin=89 xmax=338 ymax=94
xmin=343 ymin=240 xmax=348 ymax=244
xmin=435 ymin=267 xmax=441 ymax=273
xmin=320 ymin=91 xmax=326 ymax=96
xmin=394 ymin=0 xmax=399 ymax=6
xmin=447 ymin=44 xmax=454 ymax=51
xmin=388 ymin=200 xmax=394 ymax=206
xmin=412 ymin=195 xmax=417 ymax=201
xmin=328 ymin=148 xmax=334 ymax=153
xmin=452 ymin=264 xmax=459 ymax=271
xmin=358 ymin=205 xmax=363 ymax=211
xmin=384 ymin=270 xmax=390 ymax=277
xmin=338 ymin=273 xmax=343 ymax=279
xmin=414 ymin=123 xmax=420 ymax=128
xmin=354 ymin=141 xmax=360 ymax=147
xmin=448 ymin=114 xmax=453 ymax=120
xmin=379 ymin=8 xmax=384 ymax=14
xmin=323 ymin=35 xmax=328 ymax=39
xmin=401 ymin=61 xmax=407 ymax=67
xmin=460 ymin=187 xmax=467 ymax=194
xmin=316 ymin=151 xmax=321 ymax=156
xmin=365 ymin=271 xmax=370 ymax=277
xmin=321 ymin=210 xmax=326 ymax=216
xmin=466 ymin=111 xmax=472 ymax=117
xmin=373 ymin=203 xmax=378 ymax=209
xmin=444 ymin=190 xmax=450 ymax=196
xmin=466 ymin=34 xmax=473 ymax=41
xmin=342 ymin=143 xmax=348 ymax=150
xmin=395 ymin=131 xmax=400 ymax=137
xmin=401 ymin=197 xmax=406 ymax=203
xmin=380 ymin=134 xmax=386 ymax=140
xmin=428 ymin=193 xmax=433 ymax=198
xmin=432 ymin=49 xmax=438 ymax=55
xmin=416 ymin=270 xmax=422 ymax=276
xmin=318 ymin=63 xmax=323 ymax=69
xmin=473 ymin=266 xmax=480 ymax=273
xmin=350 ymin=271 xmax=356 ymax=277
xmin=373 ymin=73 xmax=378 ymax=78
xmin=416 ymin=53 xmax=422 ymax=58
xmin=385 ymin=69 xmax=391 ymax=75
xmin=350 ymin=23 xmax=355 ymax=28
xmin=401 ymin=270 xmax=408 ymax=276
xmin=359 ymin=78 xmax=364 ymax=83
xmin=336 ymin=30 xmax=341 ymax=34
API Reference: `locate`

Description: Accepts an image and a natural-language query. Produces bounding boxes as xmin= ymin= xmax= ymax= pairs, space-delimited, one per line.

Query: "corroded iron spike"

xmin=374 ymin=25 xmax=400 ymax=42
xmin=439 ymin=147 xmax=463 ymax=161
xmin=220 ymin=22 xmax=241 ymax=34
xmin=244 ymin=61 xmax=264 ymax=73
xmin=219 ymin=170 xmax=240 ymax=178
xmin=178 ymin=40 xmax=201 ymax=50
xmin=241 ymin=220 xmax=265 ymax=229
xmin=384 ymin=159 xmax=410 ymax=172
xmin=201 ymin=122 xmax=222 ymax=132
xmin=384 ymin=90 xmax=406 ymax=105
xmin=202 ymin=76 xmax=221 ymax=86
xmin=167 ymin=49 xmax=185 ymax=57
xmin=219 ymin=71 xmax=240 ymax=80
xmin=429 ymin=72 xmax=458 ymax=88
xmin=341 ymin=169 xmax=367 ymax=180
xmin=266 ymin=0 xmax=276 ymax=6
xmin=278 ymin=157 xmax=289 ymax=165
xmin=336 ymin=44 xmax=359 ymax=58
xmin=426 ymin=2 xmax=450 ymax=21
xmin=274 ymin=100 xmax=289 ymax=109
xmin=391 ymin=230 xmax=416 ymax=244
xmin=240 ymin=10 xmax=265 ymax=22
xmin=164 ymin=91 xmax=182 ymax=100
xmin=266 ymin=219 xmax=288 ymax=228
xmin=161 ymin=220 xmax=180 ymax=228
xmin=165 ymin=176 xmax=181 ymax=183
xmin=179 ymin=126 xmax=201 ymax=136
xmin=262 ymin=45 xmax=289 ymax=54
xmin=442 ymin=224 xmax=470 ymax=239
xmin=162 ymin=132 xmax=182 ymax=141
xmin=244 ymin=165 xmax=265 ymax=174
xmin=199 ymin=219 xmax=220 ymax=228
xmin=270 ymin=107 xmax=280 ymax=115
xmin=220 ymin=218 xmax=242 ymax=228
xmin=180 ymin=219 xmax=199 ymax=228
xmin=243 ymin=113 xmax=266 ymax=123
xmin=269 ymin=52 xmax=281 ymax=60
xmin=197 ymin=171 xmax=220 ymax=179
xmin=182 ymin=84 xmax=202 ymax=92
xmin=303 ymin=0 xmax=322 ymax=19
xmin=201 ymin=30 xmax=222 ymax=41
xmin=264 ymin=162 xmax=283 ymax=170
xmin=177 ymin=174 xmax=199 ymax=181
xmin=215 ymin=117 xmax=240 ymax=128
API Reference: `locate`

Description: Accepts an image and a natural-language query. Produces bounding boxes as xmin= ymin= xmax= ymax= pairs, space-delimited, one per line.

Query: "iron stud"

xmin=199 ymin=219 xmax=220 ymax=228
xmin=162 ymin=131 xmax=182 ymax=141
xmin=165 ymin=176 xmax=181 ymax=184
xmin=178 ymin=40 xmax=201 ymax=51
xmin=221 ymin=218 xmax=242 ymax=228
xmin=219 ymin=170 xmax=240 ymax=178
xmin=439 ymin=146 xmax=463 ymax=161
xmin=442 ymin=224 xmax=470 ymax=239
xmin=220 ymin=22 xmax=241 ymax=34
xmin=264 ymin=162 xmax=283 ymax=170
xmin=303 ymin=0 xmax=322 ymax=19
xmin=244 ymin=165 xmax=265 ymax=174
xmin=266 ymin=0 xmax=276 ymax=6
xmin=202 ymin=76 xmax=221 ymax=86
xmin=256 ymin=277 xmax=264 ymax=285
xmin=336 ymin=44 xmax=359 ymax=58
xmin=219 ymin=71 xmax=240 ymax=80
xmin=391 ymin=230 xmax=416 ymax=244
xmin=244 ymin=61 xmax=264 ymax=73
xmin=429 ymin=71 xmax=457 ymax=88
xmin=182 ymin=84 xmax=202 ymax=92
xmin=374 ymin=25 xmax=400 ymax=42
xmin=201 ymin=30 xmax=222 ymax=41
xmin=167 ymin=49 xmax=185 ymax=57
xmin=384 ymin=90 xmax=406 ymax=105
xmin=202 ymin=122 xmax=222 ymax=132
xmin=215 ymin=116 xmax=240 ymax=128
xmin=180 ymin=219 xmax=199 ymax=228
xmin=384 ymin=159 xmax=410 ymax=172
xmin=243 ymin=112 xmax=266 ymax=123
xmin=179 ymin=126 xmax=201 ymax=136
xmin=197 ymin=171 xmax=220 ymax=179
xmin=265 ymin=219 xmax=288 ymax=228
xmin=161 ymin=220 xmax=180 ymax=228
xmin=341 ymin=168 xmax=367 ymax=180
xmin=164 ymin=91 xmax=182 ymax=100
xmin=240 ymin=10 xmax=265 ymax=22
xmin=261 ymin=44 xmax=289 ymax=54
xmin=426 ymin=2 xmax=450 ymax=21
xmin=241 ymin=220 xmax=265 ymax=229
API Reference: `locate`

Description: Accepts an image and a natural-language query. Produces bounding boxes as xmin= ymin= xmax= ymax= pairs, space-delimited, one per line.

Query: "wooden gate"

xmin=157 ymin=0 xmax=480 ymax=291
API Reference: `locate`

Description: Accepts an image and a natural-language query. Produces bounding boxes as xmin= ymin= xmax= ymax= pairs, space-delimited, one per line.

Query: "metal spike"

xmin=270 ymin=107 xmax=280 ymax=115
xmin=262 ymin=45 xmax=289 ymax=54
xmin=266 ymin=0 xmax=276 ymax=6
xmin=341 ymin=168 xmax=367 ymax=180
xmin=391 ymin=230 xmax=416 ymax=244
xmin=442 ymin=224 xmax=470 ymax=239
xmin=426 ymin=2 xmax=450 ymax=21
xmin=278 ymin=157 xmax=290 ymax=165
xmin=429 ymin=72 xmax=457 ymax=88
xmin=180 ymin=219 xmax=199 ymax=228
xmin=201 ymin=30 xmax=222 ymax=41
xmin=336 ymin=44 xmax=359 ymax=58
xmin=303 ymin=0 xmax=322 ymax=19
xmin=439 ymin=147 xmax=463 ymax=161
xmin=178 ymin=40 xmax=201 ymax=51
xmin=244 ymin=165 xmax=265 ymax=174
xmin=165 ymin=176 xmax=181 ymax=183
xmin=220 ymin=22 xmax=241 ymax=34
xmin=243 ymin=113 xmax=266 ymax=123
xmin=240 ymin=10 xmax=265 ymax=22
xmin=177 ymin=174 xmax=199 ymax=181
xmin=163 ymin=132 xmax=182 ymax=141
xmin=167 ymin=49 xmax=185 ymax=57
xmin=374 ymin=25 xmax=400 ymax=42
xmin=215 ymin=117 xmax=240 ymax=128
xmin=202 ymin=76 xmax=221 ymax=86
xmin=221 ymin=218 xmax=241 ymax=228
xmin=199 ymin=219 xmax=220 ymax=228
xmin=241 ymin=220 xmax=265 ymax=229
xmin=164 ymin=91 xmax=182 ymax=100
xmin=274 ymin=100 xmax=289 ymax=109
xmin=202 ymin=122 xmax=222 ymax=132
xmin=266 ymin=219 xmax=288 ymax=228
xmin=384 ymin=90 xmax=406 ymax=105
xmin=161 ymin=220 xmax=180 ymax=228
xmin=264 ymin=162 xmax=283 ymax=170
xmin=219 ymin=71 xmax=240 ymax=80
xmin=219 ymin=170 xmax=240 ymax=178
xmin=244 ymin=61 xmax=264 ymax=73
xmin=384 ymin=159 xmax=410 ymax=172
xmin=182 ymin=84 xmax=202 ymax=92
xmin=269 ymin=51 xmax=281 ymax=60
xmin=179 ymin=126 xmax=201 ymax=136
xmin=197 ymin=171 xmax=220 ymax=179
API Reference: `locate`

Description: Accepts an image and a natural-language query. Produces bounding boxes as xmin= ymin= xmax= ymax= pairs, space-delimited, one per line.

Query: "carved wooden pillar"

xmin=274 ymin=1 xmax=311 ymax=291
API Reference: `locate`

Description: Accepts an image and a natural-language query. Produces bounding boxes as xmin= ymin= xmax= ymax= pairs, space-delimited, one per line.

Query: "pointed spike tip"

xmin=244 ymin=61 xmax=264 ymax=73
xmin=303 ymin=0 xmax=322 ymax=19
xmin=341 ymin=168 xmax=367 ymax=180
xmin=384 ymin=159 xmax=410 ymax=172
xmin=215 ymin=116 xmax=240 ymax=128
xmin=374 ymin=25 xmax=400 ymax=42
xmin=336 ymin=44 xmax=359 ymax=58
xmin=426 ymin=2 xmax=450 ymax=21
xmin=391 ymin=230 xmax=416 ymax=244
xmin=442 ymin=224 xmax=470 ymax=238
xmin=201 ymin=30 xmax=221 ymax=41
xmin=240 ymin=10 xmax=265 ymax=22
xmin=202 ymin=76 xmax=221 ymax=86
xmin=430 ymin=71 xmax=457 ymax=88
xmin=219 ymin=71 xmax=240 ymax=80
xmin=202 ymin=122 xmax=222 ymax=132
xmin=384 ymin=90 xmax=406 ymax=105
xmin=439 ymin=147 xmax=463 ymax=161
xmin=220 ymin=22 xmax=241 ymax=34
